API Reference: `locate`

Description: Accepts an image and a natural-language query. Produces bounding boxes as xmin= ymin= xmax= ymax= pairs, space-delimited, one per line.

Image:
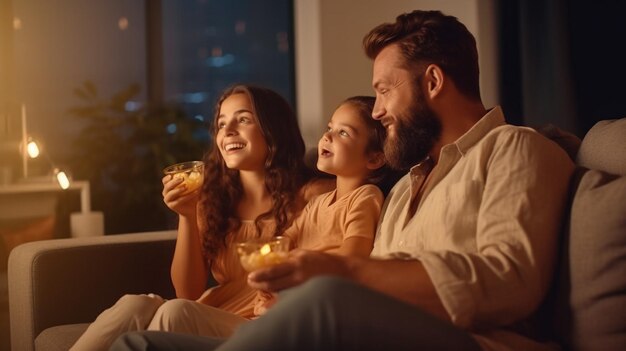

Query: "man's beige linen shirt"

xmin=371 ymin=107 xmax=574 ymax=351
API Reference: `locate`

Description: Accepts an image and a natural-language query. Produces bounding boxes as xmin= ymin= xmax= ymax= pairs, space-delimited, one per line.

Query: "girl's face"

xmin=317 ymin=103 xmax=376 ymax=178
xmin=216 ymin=93 xmax=268 ymax=171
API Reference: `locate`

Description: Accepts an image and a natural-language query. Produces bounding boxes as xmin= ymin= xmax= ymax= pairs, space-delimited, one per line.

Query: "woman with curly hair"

xmin=71 ymin=84 xmax=332 ymax=351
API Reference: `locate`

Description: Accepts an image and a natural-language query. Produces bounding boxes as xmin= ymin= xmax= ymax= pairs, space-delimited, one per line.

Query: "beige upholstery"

xmin=576 ymin=119 xmax=626 ymax=175
xmin=8 ymin=230 xmax=176 ymax=351
xmin=550 ymin=118 xmax=626 ymax=351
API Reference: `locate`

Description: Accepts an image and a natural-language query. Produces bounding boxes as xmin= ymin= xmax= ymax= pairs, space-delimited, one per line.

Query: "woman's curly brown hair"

xmin=200 ymin=85 xmax=312 ymax=258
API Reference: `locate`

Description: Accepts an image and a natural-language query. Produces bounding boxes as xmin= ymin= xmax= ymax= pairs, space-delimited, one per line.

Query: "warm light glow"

xmin=211 ymin=47 xmax=223 ymax=57
xmin=26 ymin=139 xmax=40 ymax=158
xmin=55 ymin=170 xmax=71 ymax=189
xmin=260 ymin=244 xmax=271 ymax=256
xmin=118 ymin=17 xmax=129 ymax=30
xmin=13 ymin=17 xmax=22 ymax=30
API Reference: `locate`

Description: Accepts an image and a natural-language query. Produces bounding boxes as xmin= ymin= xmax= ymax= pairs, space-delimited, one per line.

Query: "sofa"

xmin=8 ymin=231 xmax=177 ymax=351
xmin=7 ymin=118 xmax=626 ymax=351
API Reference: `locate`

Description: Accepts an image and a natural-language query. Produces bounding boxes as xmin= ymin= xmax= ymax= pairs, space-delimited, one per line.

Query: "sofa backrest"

xmin=576 ymin=119 xmax=626 ymax=175
xmin=551 ymin=118 xmax=626 ymax=351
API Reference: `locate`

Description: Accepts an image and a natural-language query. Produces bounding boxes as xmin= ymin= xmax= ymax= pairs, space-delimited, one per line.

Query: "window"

xmin=162 ymin=0 xmax=295 ymax=136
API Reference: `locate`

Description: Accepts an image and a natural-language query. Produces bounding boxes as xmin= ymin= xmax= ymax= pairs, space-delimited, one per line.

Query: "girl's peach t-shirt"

xmin=284 ymin=184 xmax=383 ymax=252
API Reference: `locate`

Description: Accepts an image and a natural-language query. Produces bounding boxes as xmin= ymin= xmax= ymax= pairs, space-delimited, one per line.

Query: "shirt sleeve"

xmin=418 ymin=129 xmax=574 ymax=328
xmin=343 ymin=185 xmax=384 ymax=241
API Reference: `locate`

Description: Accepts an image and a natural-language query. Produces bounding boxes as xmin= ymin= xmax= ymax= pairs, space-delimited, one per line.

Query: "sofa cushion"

xmin=34 ymin=323 xmax=88 ymax=351
xmin=576 ymin=118 xmax=626 ymax=175
xmin=557 ymin=169 xmax=626 ymax=351
xmin=536 ymin=124 xmax=581 ymax=161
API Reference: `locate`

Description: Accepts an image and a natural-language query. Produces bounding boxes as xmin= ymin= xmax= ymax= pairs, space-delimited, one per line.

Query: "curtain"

xmin=498 ymin=0 xmax=626 ymax=137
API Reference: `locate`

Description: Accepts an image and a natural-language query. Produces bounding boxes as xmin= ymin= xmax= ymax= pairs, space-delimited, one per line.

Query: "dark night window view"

xmin=162 ymin=0 xmax=295 ymax=137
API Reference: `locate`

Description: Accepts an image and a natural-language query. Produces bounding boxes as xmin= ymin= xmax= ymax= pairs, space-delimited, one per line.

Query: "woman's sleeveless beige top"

xmin=196 ymin=220 xmax=276 ymax=319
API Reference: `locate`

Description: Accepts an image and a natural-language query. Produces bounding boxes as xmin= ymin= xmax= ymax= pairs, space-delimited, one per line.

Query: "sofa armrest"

xmin=8 ymin=230 xmax=177 ymax=351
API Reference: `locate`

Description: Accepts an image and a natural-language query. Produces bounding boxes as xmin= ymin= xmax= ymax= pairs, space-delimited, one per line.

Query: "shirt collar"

xmin=408 ymin=106 xmax=505 ymax=173
xmin=409 ymin=156 xmax=434 ymax=177
xmin=454 ymin=106 xmax=505 ymax=156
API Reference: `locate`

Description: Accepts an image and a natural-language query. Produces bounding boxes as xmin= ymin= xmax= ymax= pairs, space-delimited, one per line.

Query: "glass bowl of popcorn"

xmin=236 ymin=236 xmax=290 ymax=272
xmin=163 ymin=161 xmax=204 ymax=195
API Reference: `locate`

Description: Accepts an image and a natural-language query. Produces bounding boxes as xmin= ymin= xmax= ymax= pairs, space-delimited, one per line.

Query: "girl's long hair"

xmin=200 ymin=85 xmax=311 ymax=258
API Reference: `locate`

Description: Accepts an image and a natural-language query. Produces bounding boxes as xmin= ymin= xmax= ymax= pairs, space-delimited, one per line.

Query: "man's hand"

xmin=248 ymin=250 xmax=449 ymax=320
xmin=247 ymin=249 xmax=352 ymax=292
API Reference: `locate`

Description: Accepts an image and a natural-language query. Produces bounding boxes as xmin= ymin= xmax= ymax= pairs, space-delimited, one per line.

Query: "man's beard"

xmin=384 ymin=87 xmax=442 ymax=171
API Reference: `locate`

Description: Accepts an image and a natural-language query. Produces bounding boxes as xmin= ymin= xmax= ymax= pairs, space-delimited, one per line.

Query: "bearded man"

xmin=113 ymin=10 xmax=574 ymax=351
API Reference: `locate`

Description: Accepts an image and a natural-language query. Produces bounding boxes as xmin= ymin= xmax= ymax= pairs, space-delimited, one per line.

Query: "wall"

xmin=2 ymin=1 xmax=500 ymax=155
xmin=294 ymin=0 xmax=499 ymax=147
xmin=3 ymin=0 xmax=147 ymax=162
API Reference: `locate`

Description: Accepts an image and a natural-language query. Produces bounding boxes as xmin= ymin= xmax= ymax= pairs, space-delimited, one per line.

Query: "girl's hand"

xmin=162 ymin=175 xmax=200 ymax=218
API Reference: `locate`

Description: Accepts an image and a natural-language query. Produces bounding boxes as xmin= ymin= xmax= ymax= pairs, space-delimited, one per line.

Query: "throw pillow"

xmin=567 ymin=169 xmax=626 ymax=351
xmin=576 ymin=118 xmax=626 ymax=175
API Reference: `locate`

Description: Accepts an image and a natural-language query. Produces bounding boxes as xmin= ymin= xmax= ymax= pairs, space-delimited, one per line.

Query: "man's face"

xmin=371 ymin=44 xmax=441 ymax=170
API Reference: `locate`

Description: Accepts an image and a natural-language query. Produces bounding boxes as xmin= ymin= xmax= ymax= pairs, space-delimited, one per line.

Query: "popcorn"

xmin=173 ymin=170 xmax=202 ymax=194
xmin=163 ymin=161 xmax=204 ymax=195
xmin=237 ymin=236 xmax=290 ymax=272
xmin=239 ymin=250 xmax=288 ymax=272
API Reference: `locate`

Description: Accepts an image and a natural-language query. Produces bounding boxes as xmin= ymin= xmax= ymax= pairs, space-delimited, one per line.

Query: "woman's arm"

xmin=170 ymin=213 xmax=209 ymax=299
xmin=162 ymin=175 xmax=209 ymax=299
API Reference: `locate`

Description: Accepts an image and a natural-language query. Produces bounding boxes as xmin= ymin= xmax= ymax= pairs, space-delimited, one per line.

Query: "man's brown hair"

xmin=363 ymin=10 xmax=481 ymax=100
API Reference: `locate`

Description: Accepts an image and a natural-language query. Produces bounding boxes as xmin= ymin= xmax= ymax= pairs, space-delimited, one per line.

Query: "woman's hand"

xmin=247 ymin=249 xmax=351 ymax=292
xmin=162 ymin=175 xmax=200 ymax=218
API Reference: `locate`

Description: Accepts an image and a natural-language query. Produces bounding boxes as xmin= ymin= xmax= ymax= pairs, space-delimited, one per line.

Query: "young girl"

xmin=254 ymin=95 xmax=393 ymax=315
xmin=71 ymin=85 xmax=332 ymax=351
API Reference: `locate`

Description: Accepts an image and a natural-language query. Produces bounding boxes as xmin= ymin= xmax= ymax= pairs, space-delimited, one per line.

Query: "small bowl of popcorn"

xmin=236 ymin=236 xmax=290 ymax=272
xmin=163 ymin=161 xmax=204 ymax=195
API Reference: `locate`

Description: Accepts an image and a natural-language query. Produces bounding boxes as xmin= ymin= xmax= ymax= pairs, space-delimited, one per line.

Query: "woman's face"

xmin=215 ymin=93 xmax=268 ymax=171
